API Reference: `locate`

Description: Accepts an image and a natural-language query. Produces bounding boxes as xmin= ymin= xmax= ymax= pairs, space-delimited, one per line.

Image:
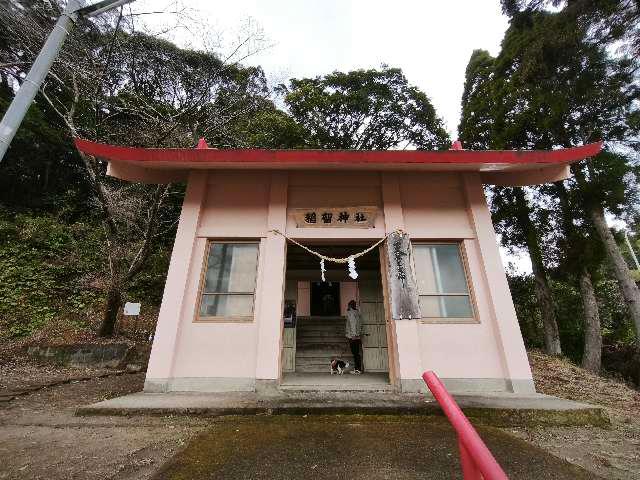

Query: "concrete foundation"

xmin=76 ymin=390 xmax=608 ymax=427
xmin=400 ymin=377 xmax=536 ymax=394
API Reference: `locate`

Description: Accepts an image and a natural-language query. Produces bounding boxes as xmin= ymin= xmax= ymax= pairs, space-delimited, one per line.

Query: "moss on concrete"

xmin=78 ymin=400 xmax=609 ymax=428
xmin=463 ymin=407 xmax=610 ymax=428
xmin=153 ymin=415 xmax=603 ymax=480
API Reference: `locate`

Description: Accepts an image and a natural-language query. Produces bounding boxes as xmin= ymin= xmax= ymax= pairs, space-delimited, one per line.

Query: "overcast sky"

xmin=132 ymin=0 xmax=532 ymax=271
xmin=136 ymin=0 xmax=510 ymax=138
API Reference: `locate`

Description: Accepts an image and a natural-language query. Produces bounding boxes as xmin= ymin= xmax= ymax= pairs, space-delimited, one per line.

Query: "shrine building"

xmin=75 ymin=138 xmax=602 ymax=394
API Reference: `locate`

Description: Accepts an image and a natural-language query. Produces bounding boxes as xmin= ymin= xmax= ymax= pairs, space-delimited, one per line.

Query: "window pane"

xmin=414 ymin=244 xmax=469 ymax=295
xmin=413 ymin=245 xmax=438 ymax=295
xmin=199 ymin=294 xmax=254 ymax=317
xmin=419 ymin=295 xmax=473 ymax=318
xmin=434 ymin=245 xmax=468 ymax=293
xmin=203 ymin=243 xmax=258 ymax=294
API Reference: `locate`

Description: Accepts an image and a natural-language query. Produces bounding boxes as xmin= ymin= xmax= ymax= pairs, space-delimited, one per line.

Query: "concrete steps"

xmin=279 ymin=383 xmax=393 ymax=392
xmin=279 ymin=373 xmax=392 ymax=392
xmin=296 ymin=345 xmax=351 ymax=354
xmin=295 ymin=316 xmax=351 ymax=373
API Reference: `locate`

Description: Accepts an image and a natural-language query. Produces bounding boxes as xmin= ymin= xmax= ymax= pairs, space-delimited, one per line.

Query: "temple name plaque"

xmin=292 ymin=206 xmax=378 ymax=228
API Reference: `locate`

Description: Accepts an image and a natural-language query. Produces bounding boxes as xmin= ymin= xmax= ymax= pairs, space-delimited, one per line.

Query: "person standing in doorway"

xmin=345 ymin=300 xmax=363 ymax=374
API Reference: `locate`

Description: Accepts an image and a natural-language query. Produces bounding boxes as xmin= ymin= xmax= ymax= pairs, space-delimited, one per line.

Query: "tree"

xmin=459 ymin=11 xmax=640 ymax=360
xmin=1 ymin=0 xmax=294 ymax=336
xmin=500 ymin=0 xmax=640 ymax=59
xmin=278 ymin=67 xmax=450 ymax=150
xmin=551 ymin=180 xmax=604 ymax=372
xmin=459 ymin=49 xmax=562 ymax=355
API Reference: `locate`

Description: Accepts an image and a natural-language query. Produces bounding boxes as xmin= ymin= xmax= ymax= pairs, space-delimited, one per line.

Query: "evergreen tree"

xmin=459 ymin=11 xmax=640 ymax=363
xmin=459 ymin=49 xmax=562 ymax=355
xmin=278 ymin=67 xmax=450 ymax=150
xmin=501 ymin=0 xmax=640 ymax=59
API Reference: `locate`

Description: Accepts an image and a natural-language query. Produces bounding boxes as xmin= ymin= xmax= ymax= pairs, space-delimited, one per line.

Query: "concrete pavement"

xmin=151 ymin=415 xmax=603 ymax=479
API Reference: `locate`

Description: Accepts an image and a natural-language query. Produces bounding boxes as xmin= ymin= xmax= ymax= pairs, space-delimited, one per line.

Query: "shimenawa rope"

xmin=269 ymin=228 xmax=402 ymax=264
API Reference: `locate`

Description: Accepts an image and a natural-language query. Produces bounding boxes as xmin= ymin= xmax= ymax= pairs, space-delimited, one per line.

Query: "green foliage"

xmin=460 ymin=10 xmax=639 ymax=262
xmin=500 ymin=0 xmax=640 ymax=58
xmin=0 ymin=210 xmax=99 ymax=337
xmin=279 ymin=67 xmax=450 ymax=150
xmin=0 ymin=94 xmax=88 ymax=211
xmin=126 ymin=247 xmax=172 ymax=306
xmin=461 ymin=8 xmax=639 ymax=365
xmin=507 ymin=271 xmax=544 ymax=348
xmin=510 ymin=271 xmax=636 ymax=363
xmin=0 ymin=207 xmax=170 ymax=339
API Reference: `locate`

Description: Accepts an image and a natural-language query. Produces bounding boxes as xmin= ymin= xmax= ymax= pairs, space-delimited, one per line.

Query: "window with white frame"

xmin=413 ymin=243 xmax=474 ymax=320
xmin=198 ymin=241 xmax=259 ymax=320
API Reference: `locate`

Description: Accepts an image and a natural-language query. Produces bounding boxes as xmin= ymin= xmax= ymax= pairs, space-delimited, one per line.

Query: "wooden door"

xmin=359 ymin=276 xmax=388 ymax=372
xmin=281 ymin=327 xmax=296 ymax=372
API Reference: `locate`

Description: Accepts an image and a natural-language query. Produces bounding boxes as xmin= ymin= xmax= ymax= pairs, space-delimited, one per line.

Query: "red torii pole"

xmin=422 ymin=371 xmax=509 ymax=480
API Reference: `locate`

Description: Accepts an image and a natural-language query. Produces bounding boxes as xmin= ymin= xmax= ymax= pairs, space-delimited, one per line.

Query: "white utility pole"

xmin=625 ymin=231 xmax=640 ymax=270
xmin=0 ymin=0 xmax=136 ymax=162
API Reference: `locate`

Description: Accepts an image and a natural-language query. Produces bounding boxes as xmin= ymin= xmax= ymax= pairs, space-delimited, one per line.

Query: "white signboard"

xmin=123 ymin=302 xmax=141 ymax=316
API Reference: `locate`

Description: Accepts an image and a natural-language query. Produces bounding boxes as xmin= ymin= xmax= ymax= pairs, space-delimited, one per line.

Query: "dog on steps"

xmin=330 ymin=358 xmax=350 ymax=375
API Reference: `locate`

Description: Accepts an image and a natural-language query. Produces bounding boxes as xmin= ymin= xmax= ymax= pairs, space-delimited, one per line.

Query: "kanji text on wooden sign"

xmin=293 ymin=206 xmax=378 ymax=228
xmin=387 ymin=232 xmax=421 ymax=320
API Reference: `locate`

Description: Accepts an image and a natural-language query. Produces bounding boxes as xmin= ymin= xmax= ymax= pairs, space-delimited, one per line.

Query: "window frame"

xmin=411 ymin=241 xmax=479 ymax=324
xmin=194 ymin=239 xmax=260 ymax=323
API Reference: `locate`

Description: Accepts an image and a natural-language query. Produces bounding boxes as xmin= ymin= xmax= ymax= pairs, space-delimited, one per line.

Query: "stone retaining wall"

xmin=27 ymin=343 xmax=150 ymax=369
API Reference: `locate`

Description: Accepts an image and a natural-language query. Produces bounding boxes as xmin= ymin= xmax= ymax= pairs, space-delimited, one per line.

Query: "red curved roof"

xmin=75 ymin=138 xmax=602 ymax=167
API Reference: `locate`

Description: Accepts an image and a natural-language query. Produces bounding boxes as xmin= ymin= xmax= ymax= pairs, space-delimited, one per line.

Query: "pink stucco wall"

xmin=144 ymin=169 xmax=533 ymax=393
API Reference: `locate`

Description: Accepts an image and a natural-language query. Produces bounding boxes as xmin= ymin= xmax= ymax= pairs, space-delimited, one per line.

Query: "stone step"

xmin=296 ymin=358 xmax=354 ymax=368
xmin=297 ymin=331 xmax=345 ymax=337
xmin=298 ymin=336 xmax=346 ymax=342
xmin=296 ymin=321 xmax=345 ymax=328
xmin=296 ymin=354 xmax=354 ymax=362
xmin=279 ymin=383 xmax=393 ymax=392
xmin=296 ymin=352 xmax=354 ymax=360
xmin=295 ymin=363 xmax=353 ymax=372
xmin=295 ymin=364 xmax=348 ymax=373
xmin=296 ymin=335 xmax=348 ymax=345
xmin=297 ymin=343 xmax=347 ymax=349
xmin=296 ymin=344 xmax=351 ymax=352
xmin=296 ymin=361 xmax=348 ymax=368
xmin=297 ymin=325 xmax=345 ymax=331
xmin=296 ymin=322 xmax=345 ymax=330
xmin=297 ymin=327 xmax=345 ymax=334
xmin=297 ymin=328 xmax=345 ymax=334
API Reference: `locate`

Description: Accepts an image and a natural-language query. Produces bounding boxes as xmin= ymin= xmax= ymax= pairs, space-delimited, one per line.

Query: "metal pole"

xmin=0 ymin=0 xmax=82 ymax=162
xmin=77 ymin=0 xmax=135 ymax=17
xmin=0 ymin=0 xmax=136 ymax=163
xmin=625 ymin=231 xmax=640 ymax=270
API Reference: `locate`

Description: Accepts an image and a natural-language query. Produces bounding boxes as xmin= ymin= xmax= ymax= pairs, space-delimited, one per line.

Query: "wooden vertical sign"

xmin=386 ymin=231 xmax=421 ymax=320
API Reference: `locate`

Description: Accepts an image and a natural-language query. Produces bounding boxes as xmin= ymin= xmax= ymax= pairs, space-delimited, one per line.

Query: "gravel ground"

xmin=503 ymin=350 xmax=640 ymax=480
xmin=0 ymin=350 xmax=637 ymax=479
xmin=0 ymin=370 xmax=207 ymax=480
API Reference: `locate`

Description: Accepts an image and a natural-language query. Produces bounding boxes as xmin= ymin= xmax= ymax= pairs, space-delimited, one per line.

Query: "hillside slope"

xmin=506 ymin=350 xmax=640 ymax=479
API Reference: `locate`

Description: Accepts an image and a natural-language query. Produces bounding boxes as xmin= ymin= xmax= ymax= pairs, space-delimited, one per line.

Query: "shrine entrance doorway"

xmin=310 ymin=281 xmax=340 ymax=316
xmin=281 ymin=243 xmax=391 ymax=390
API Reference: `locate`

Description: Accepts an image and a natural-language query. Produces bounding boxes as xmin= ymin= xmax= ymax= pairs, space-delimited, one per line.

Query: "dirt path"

xmin=503 ymin=351 xmax=640 ymax=480
xmin=1 ymin=351 xmax=638 ymax=479
xmin=0 ymin=371 xmax=207 ymax=480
